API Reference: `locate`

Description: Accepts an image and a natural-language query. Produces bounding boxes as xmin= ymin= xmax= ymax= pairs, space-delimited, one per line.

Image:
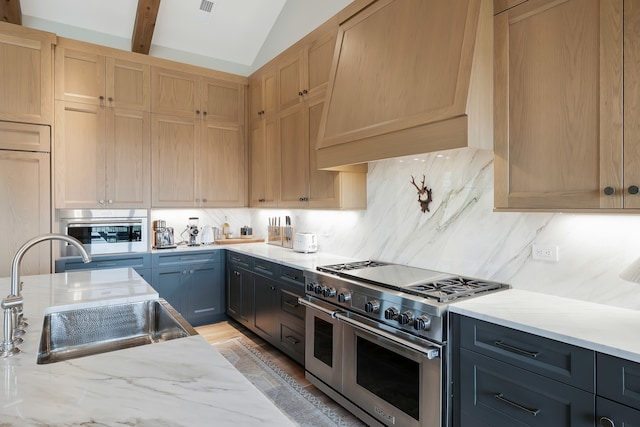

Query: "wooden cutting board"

xmin=214 ymin=238 xmax=264 ymax=245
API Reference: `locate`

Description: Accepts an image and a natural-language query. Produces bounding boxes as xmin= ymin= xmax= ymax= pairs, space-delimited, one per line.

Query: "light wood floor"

xmin=195 ymin=319 xmax=324 ymax=403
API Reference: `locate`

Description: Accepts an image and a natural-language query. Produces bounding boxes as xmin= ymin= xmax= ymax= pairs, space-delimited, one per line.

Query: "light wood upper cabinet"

xmin=55 ymin=101 xmax=150 ymax=209
xmin=55 ymin=40 xmax=150 ymax=111
xmin=250 ymin=117 xmax=280 ymax=207
xmin=249 ymin=65 xmax=277 ymax=123
xmin=0 ymin=22 xmax=55 ymax=125
xmin=151 ymin=114 xmax=198 ymax=207
xmin=623 ymin=0 xmax=640 ymax=209
xmin=278 ymin=95 xmax=367 ymax=209
xmin=199 ymin=122 xmax=246 ymax=207
xmin=494 ymin=0 xmax=624 ymax=210
xmin=279 ymin=104 xmax=309 ymax=207
xmin=151 ymin=115 xmax=246 ymax=208
xmin=317 ymin=0 xmax=493 ymax=170
xmin=277 ymin=29 xmax=337 ymax=112
xmin=151 ymin=67 xmax=244 ymax=123
xmin=0 ymin=121 xmax=51 ymax=276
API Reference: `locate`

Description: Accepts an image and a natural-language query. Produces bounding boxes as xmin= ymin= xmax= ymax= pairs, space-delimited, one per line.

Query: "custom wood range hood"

xmin=316 ymin=0 xmax=493 ymax=170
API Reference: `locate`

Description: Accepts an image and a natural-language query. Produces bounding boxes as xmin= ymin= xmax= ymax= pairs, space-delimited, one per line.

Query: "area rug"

xmin=213 ymin=337 xmax=367 ymax=427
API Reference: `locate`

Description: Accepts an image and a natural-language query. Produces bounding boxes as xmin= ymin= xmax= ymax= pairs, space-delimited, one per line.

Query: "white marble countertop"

xmin=0 ymin=268 xmax=295 ymax=427
xmin=151 ymin=242 xmax=358 ymax=270
xmin=450 ymin=288 xmax=640 ymax=363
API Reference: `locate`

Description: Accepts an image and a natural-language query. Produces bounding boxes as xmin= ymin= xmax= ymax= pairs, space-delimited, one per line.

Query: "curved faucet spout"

xmin=9 ymin=233 xmax=91 ymax=297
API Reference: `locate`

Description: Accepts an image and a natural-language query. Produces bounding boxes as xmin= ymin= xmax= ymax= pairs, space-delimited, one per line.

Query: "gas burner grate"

xmin=317 ymin=260 xmax=389 ymax=273
xmin=407 ymin=278 xmax=503 ymax=302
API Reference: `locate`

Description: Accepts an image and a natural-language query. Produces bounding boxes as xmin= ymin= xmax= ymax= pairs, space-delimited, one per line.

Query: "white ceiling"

xmin=19 ymin=0 xmax=352 ymax=76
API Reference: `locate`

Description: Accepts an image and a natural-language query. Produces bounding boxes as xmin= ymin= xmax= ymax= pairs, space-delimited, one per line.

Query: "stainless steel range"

xmin=299 ymin=261 xmax=508 ymax=427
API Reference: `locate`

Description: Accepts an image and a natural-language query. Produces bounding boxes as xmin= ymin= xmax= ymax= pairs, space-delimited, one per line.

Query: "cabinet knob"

xmin=270 ymin=285 xmax=276 ymax=291
xmin=259 ymin=198 xmax=266 ymax=203
xmin=202 ymin=198 xmax=207 ymax=203
xmin=298 ymin=91 xmax=303 ymax=96
xmin=108 ymin=97 xmax=113 ymax=102
xmin=99 ymin=95 xmax=105 ymax=101
xmin=599 ymin=417 xmax=615 ymax=427
xmin=603 ymin=187 xmax=616 ymax=196
xmin=203 ymin=111 xmax=207 ymax=116
xmin=108 ymin=200 xmax=113 ymax=204
xmin=196 ymin=110 xmax=201 ymax=115
xmin=629 ymin=185 xmax=639 ymax=195
xmin=98 ymin=199 xmax=105 ymax=204
xmin=303 ymin=89 xmax=308 ymax=94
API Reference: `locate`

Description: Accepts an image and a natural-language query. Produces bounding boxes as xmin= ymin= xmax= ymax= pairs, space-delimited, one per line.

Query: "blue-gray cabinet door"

xmin=184 ymin=262 xmax=224 ymax=326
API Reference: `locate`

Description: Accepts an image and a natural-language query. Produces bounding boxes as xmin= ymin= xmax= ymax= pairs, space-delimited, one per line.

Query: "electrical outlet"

xmin=532 ymin=244 xmax=559 ymax=262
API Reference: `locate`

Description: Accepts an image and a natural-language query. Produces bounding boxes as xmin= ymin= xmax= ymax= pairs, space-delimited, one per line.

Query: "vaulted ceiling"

xmin=0 ymin=0 xmax=352 ymax=76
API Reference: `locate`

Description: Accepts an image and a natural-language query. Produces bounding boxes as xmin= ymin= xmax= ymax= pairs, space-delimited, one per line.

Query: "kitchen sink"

xmin=37 ymin=299 xmax=198 ymax=364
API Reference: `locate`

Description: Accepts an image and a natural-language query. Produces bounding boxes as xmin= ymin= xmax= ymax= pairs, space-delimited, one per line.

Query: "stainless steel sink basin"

xmin=37 ymin=299 xmax=198 ymax=364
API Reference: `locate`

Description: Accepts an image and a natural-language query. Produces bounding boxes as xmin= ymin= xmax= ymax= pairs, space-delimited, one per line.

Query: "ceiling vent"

xmin=199 ymin=0 xmax=214 ymax=13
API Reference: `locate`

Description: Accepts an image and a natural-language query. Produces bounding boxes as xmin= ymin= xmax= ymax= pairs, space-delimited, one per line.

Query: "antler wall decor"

xmin=410 ymin=175 xmax=433 ymax=213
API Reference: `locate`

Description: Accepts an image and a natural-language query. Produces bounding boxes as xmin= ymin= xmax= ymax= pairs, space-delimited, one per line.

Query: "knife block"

xmin=267 ymin=225 xmax=294 ymax=248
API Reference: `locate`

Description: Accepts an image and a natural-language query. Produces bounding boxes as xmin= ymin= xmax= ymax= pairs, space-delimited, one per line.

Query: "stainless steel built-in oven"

xmin=58 ymin=209 xmax=148 ymax=255
xmin=302 ymin=262 xmax=509 ymax=427
xmin=301 ymin=296 xmax=443 ymax=427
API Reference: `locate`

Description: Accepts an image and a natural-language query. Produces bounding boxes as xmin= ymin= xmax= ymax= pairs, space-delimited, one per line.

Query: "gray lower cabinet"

xmin=226 ymin=252 xmax=253 ymax=326
xmin=151 ymin=250 xmax=225 ymax=327
xmin=453 ymin=314 xmax=596 ymax=427
xmin=226 ymin=251 xmax=306 ymax=364
xmin=55 ymin=253 xmax=152 ymax=284
xmin=597 ymin=353 xmax=640 ymax=425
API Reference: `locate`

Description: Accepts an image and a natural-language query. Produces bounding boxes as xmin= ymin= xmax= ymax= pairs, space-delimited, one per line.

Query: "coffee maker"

xmin=185 ymin=217 xmax=200 ymax=246
xmin=153 ymin=220 xmax=176 ymax=249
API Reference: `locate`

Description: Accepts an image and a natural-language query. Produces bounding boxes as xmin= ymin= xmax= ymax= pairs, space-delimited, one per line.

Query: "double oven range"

xmin=299 ymin=261 xmax=508 ymax=427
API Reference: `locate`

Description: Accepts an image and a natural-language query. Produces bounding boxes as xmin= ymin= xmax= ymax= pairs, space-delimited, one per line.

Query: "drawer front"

xmin=598 ymin=353 xmax=640 ymax=409
xmin=253 ymin=258 xmax=279 ymax=277
xmin=279 ymin=265 xmax=305 ymax=287
xmin=280 ymin=286 xmax=305 ymax=321
xmin=279 ymin=323 xmax=304 ymax=365
xmin=152 ymin=250 xmax=219 ymax=268
xmin=460 ymin=349 xmax=594 ymax=427
xmin=55 ymin=253 xmax=151 ymax=272
xmin=458 ymin=315 xmax=595 ymax=391
xmin=226 ymin=251 xmax=252 ymax=269
xmin=597 ymin=397 xmax=640 ymax=426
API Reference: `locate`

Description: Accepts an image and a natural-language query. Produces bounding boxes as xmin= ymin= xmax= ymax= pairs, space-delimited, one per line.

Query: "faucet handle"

xmin=1 ymin=295 xmax=23 ymax=309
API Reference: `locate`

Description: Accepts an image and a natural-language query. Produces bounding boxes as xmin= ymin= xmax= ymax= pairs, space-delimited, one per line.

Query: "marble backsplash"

xmin=153 ymin=148 xmax=640 ymax=310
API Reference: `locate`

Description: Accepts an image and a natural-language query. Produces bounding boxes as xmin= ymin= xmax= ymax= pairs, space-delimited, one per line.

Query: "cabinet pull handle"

xmin=283 ymin=301 xmax=299 ymax=309
xmin=231 ymin=257 xmax=242 ymax=262
xmin=599 ymin=416 xmax=615 ymax=427
xmin=494 ymin=340 xmax=539 ymax=358
xmin=284 ymin=335 xmax=300 ymax=345
xmin=283 ymin=274 xmax=298 ymax=280
xmin=494 ymin=393 xmax=540 ymax=416
xmin=194 ymin=307 xmax=216 ymax=314
xmin=629 ymin=185 xmax=639 ymax=195
xmin=96 ymin=262 xmax=117 ymax=267
xmin=255 ymin=265 xmax=269 ymax=271
xmin=603 ymin=186 xmax=616 ymax=196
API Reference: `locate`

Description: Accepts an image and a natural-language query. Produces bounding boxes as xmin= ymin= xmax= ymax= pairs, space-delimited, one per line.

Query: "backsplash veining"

xmin=152 ymin=149 xmax=640 ymax=310
xmin=253 ymin=149 xmax=640 ymax=310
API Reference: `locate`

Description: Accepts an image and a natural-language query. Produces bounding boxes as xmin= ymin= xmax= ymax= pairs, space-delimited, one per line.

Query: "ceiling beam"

xmin=132 ymin=0 xmax=160 ymax=54
xmin=0 ymin=0 xmax=22 ymax=25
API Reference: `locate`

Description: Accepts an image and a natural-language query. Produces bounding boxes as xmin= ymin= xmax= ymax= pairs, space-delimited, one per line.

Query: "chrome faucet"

xmin=1 ymin=233 xmax=91 ymax=357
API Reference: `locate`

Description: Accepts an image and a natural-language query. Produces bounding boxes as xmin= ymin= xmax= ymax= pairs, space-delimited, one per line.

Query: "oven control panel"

xmin=305 ymin=271 xmax=445 ymax=342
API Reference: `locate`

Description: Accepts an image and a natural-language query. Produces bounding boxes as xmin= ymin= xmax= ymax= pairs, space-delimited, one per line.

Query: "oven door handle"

xmin=298 ymin=297 xmax=341 ymax=318
xmin=334 ymin=312 xmax=441 ymax=360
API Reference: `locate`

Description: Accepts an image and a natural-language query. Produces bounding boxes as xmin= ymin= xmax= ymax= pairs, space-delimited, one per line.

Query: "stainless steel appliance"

xmin=153 ymin=220 xmax=176 ymax=249
xmin=300 ymin=261 xmax=509 ymax=427
xmin=58 ymin=209 xmax=148 ymax=255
